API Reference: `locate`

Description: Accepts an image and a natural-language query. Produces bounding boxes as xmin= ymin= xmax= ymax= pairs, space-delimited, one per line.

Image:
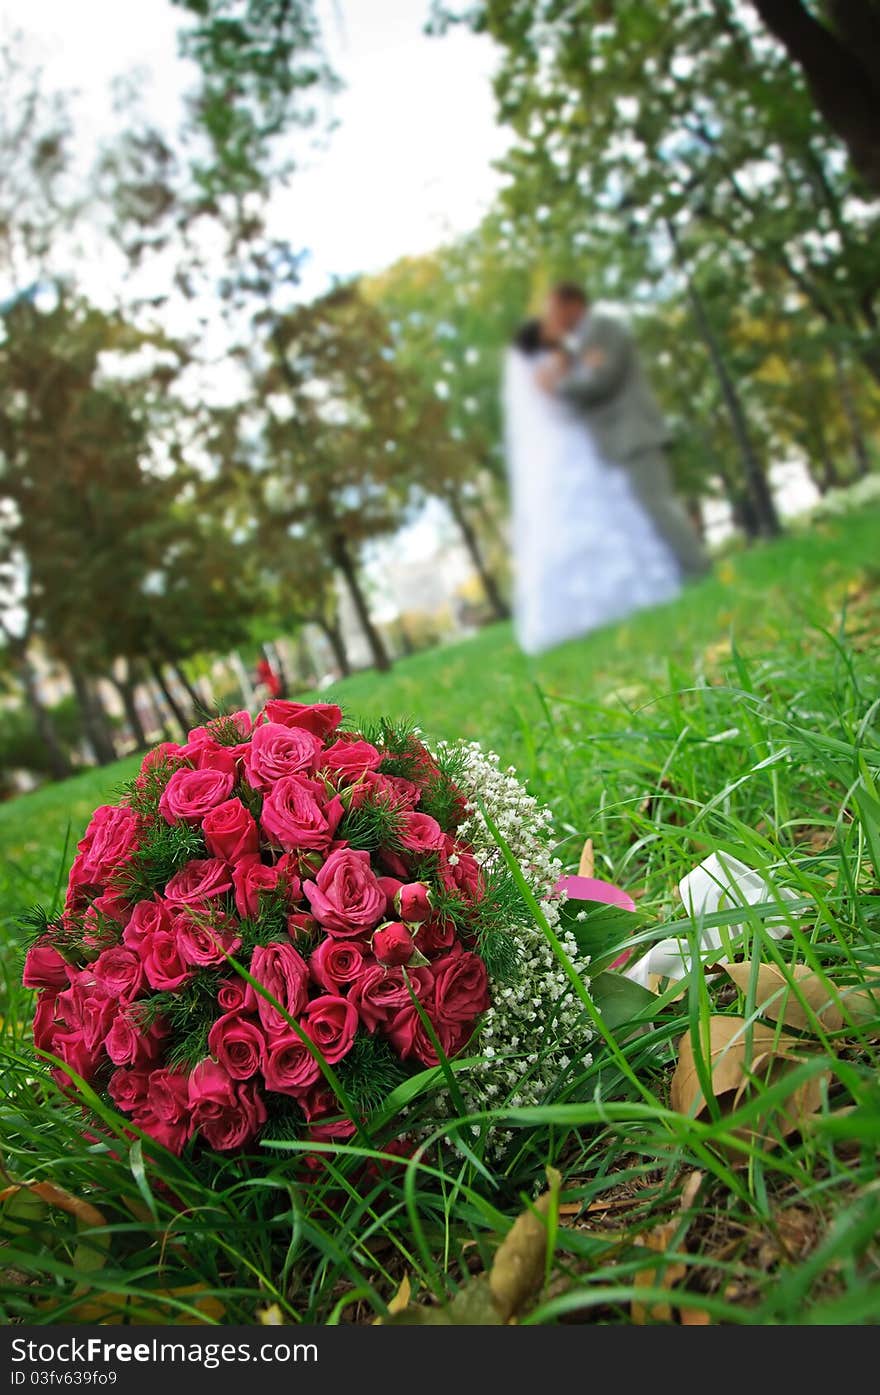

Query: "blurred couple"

xmin=504 ymin=282 xmax=708 ymax=655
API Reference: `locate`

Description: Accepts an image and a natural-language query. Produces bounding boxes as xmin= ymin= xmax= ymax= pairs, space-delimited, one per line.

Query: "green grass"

xmin=2 ymin=505 xmax=880 ymax=1326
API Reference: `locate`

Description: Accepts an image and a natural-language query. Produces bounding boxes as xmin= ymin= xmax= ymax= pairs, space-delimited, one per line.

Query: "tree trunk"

xmin=169 ymin=660 xmax=206 ymax=718
xmin=750 ymin=0 xmax=880 ymax=192
xmin=110 ymin=665 xmax=149 ymax=750
xmin=833 ymin=349 xmax=872 ymax=477
xmin=148 ymin=657 xmax=191 ymax=735
xmin=19 ymin=655 xmax=73 ymax=781
xmin=317 ymin=616 xmax=352 ymax=678
xmin=69 ymin=666 xmax=118 ymax=766
xmin=670 ymin=226 xmax=781 ymax=538
xmin=446 ymin=489 xmax=510 ymax=621
xmin=269 ymin=641 xmax=289 ymax=698
xmin=330 ymin=535 xmax=391 ymax=672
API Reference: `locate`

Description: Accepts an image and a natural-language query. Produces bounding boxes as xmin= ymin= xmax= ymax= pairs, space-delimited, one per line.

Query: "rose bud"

xmin=372 ymin=921 xmax=416 ymax=967
xmin=394 ymin=881 xmax=434 ymax=925
xmin=287 ymin=911 xmax=318 ymax=946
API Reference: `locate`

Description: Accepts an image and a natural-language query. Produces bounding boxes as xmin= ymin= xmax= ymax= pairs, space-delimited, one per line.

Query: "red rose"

xmin=82 ymin=891 xmax=131 ymax=945
xmin=188 ymin=1060 xmax=266 ymax=1152
xmin=140 ymin=741 xmax=185 ymax=774
xmin=108 ymin=1067 xmax=151 ymax=1114
xmin=245 ymin=721 xmax=322 ymax=791
xmin=159 ymin=767 xmax=234 ymax=825
xmin=174 ymin=910 xmax=241 ymax=968
xmin=372 ymin=921 xmax=415 ymax=967
xmin=395 ymin=882 xmax=433 ymax=924
xmin=261 ymin=775 xmax=343 ymax=853
xmin=400 ymin=812 xmax=445 ymax=854
xmin=217 ymin=976 xmax=255 ymax=1014
xmin=104 ymin=1011 xmax=163 ymax=1068
xmin=303 ymin=848 xmax=386 ymax=937
xmin=261 ymin=701 xmax=342 ymax=739
xmin=67 ymin=804 xmax=139 ymax=896
xmin=202 ymin=798 xmax=259 ymax=863
xmin=91 ymin=945 xmax=144 ymax=1002
xmin=23 ymin=940 xmax=68 ymax=991
xmin=208 ymin=1013 xmax=265 ymax=1080
xmin=349 ymin=963 xmax=433 ymax=1033
xmin=377 ymin=876 xmax=403 ymax=913
xmin=250 ymin=941 xmax=310 ymax=1038
xmin=123 ymin=897 xmax=171 ymax=953
xmin=431 ymin=947 xmax=490 ymax=1026
xmin=47 ymin=1029 xmax=100 ymax=1086
xmin=322 ymin=736 xmax=382 ymax=782
xmin=164 ymin=858 xmax=233 ymax=907
xmin=308 ymin=1115 xmax=357 ymax=1143
xmin=310 ymin=938 xmax=365 ymax=993
xmin=33 ymin=991 xmax=60 ymax=1052
xmin=418 ymin=915 xmax=457 ymax=956
xmin=302 ymin=995 xmax=358 ymax=1064
xmin=141 ymin=1068 xmax=192 ymax=1154
xmin=385 ymin=1003 xmax=468 ymax=1067
xmin=143 ymin=930 xmax=192 ymax=991
xmin=345 ymin=771 xmax=417 ymax=812
xmin=440 ymin=838 xmax=485 ymax=902
xmin=262 ymin=1031 xmax=321 ymax=1096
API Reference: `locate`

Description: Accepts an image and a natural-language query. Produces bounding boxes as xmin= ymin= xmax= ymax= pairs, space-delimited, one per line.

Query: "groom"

xmin=537 ymin=282 xmax=708 ymax=578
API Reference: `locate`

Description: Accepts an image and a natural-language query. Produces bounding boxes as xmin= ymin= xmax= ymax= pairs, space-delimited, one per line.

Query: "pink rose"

xmin=244 ymin=722 xmax=323 ymax=791
xmin=262 ymin=1031 xmax=321 ymax=1097
xmin=23 ymin=940 xmax=68 ymax=991
xmin=303 ymin=848 xmax=385 ymax=938
xmin=431 ymin=947 xmax=490 ymax=1026
xmin=349 ymin=963 xmax=433 ymax=1033
xmin=232 ymin=858 xmax=284 ymax=919
xmin=261 ymin=775 xmax=343 ymax=853
xmin=400 ymin=812 xmax=445 ymax=854
xmin=54 ymin=969 xmax=115 ymax=1052
xmin=174 ymin=910 xmax=241 ymax=968
xmin=345 ymin=770 xmax=417 ymax=812
xmin=108 ymin=1067 xmax=151 ymax=1114
xmin=140 ymin=741 xmax=185 ymax=774
xmin=164 ymin=858 xmax=233 ymax=907
xmin=395 ymin=882 xmax=433 ymax=924
xmin=188 ymin=1060 xmax=266 ymax=1152
xmin=123 ymin=897 xmax=171 ymax=953
xmin=261 ymin=701 xmax=342 ymax=739
xmin=287 ymin=911 xmax=318 ymax=946
xmin=310 ymin=938 xmax=365 ymax=993
xmin=208 ymin=1013 xmax=265 ymax=1080
xmin=250 ymin=942 xmax=310 ymax=1038
xmin=217 ymin=976 xmax=255 ymax=1014
xmin=47 ymin=1029 xmax=100 ymax=1085
xmin=302 ymin=995 xmax=358 ymax=1064
xmin=202 ymin=798 xmax=259 ymax=863
xmin=33 ymin=991 xmax=60 ymax=1052
xmin=143 ymin=930 xmax=192 ymax=991
xmin=418 ymin=915 xmax=457 ymax=956
xmin=67 ymin=804 xmax=139 ymax=896
xmin=82 ymin=892 xmax=132 ymax=946
xmin=90 ymin=945 xmax=144 ymax=1002
xmin=138 ymin=1069 xmax=192 ymax=1154
xmin=372 ymin=921 xmax=416 ymax=967
xmin=158 ymin=767 xmax=234 ymax=825
xmin=104 ymin=1011 xmax=164 ymax=1068
xmin=322 ymin=736 xmax=382 ymax=782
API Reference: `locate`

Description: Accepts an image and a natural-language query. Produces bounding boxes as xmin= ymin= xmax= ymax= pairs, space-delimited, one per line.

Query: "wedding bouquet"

xmin=24 ymin=701 xmax=592 ymax=1159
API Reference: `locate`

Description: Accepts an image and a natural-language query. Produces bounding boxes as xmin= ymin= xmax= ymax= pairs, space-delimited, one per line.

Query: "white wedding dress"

xmin=504 ymin=347 xmax=682 ymax=656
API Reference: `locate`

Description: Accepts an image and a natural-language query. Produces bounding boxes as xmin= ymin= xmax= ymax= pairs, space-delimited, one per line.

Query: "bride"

xmin=504 ymin=318 xmax=683 ymax=656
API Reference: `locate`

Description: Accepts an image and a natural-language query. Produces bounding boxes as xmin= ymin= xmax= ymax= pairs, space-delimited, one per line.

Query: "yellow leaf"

xmin=257 ymin=1303 xmax=285 ymax=1325
xmin=631 ymin=1171 xmax=702 ymax=1325
xmin=488 ymin=1168 xmax=561 ymax=1323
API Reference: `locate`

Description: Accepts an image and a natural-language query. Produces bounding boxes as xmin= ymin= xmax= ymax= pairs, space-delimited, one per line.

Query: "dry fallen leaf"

xmin=257 ymin=1303 xmax=285 ymax=1325
xmin=631 ymin=1170 xmax=703 ymax=1325
xmin=722 ymin=962 xmax=843 ymax=1032
xmin=577 ymin=838 xmax=595 ymax=878
xmin=489 ymin=1167 xmax=560 ymax=1323
xmin=670 ymin=1016 xmax=824 ymax=1150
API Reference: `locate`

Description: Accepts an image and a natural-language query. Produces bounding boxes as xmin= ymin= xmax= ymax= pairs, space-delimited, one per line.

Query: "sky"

xmin=4 ymin=0 xmax=509 ymax=297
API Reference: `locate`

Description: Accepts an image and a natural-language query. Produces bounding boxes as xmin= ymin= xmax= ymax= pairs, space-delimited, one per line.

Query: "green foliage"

xmin=120 ymin=819 xmax=206 ymax=901
xmin=337 ymin=797 xmax=407 ymax=855
xmin=137 ymin=971 xmax=220 ymax=1070
xmin=236 ymin=885 xmax=291 ymax=952
xmin=333 ymin=1033 xmax=408 ymax=1117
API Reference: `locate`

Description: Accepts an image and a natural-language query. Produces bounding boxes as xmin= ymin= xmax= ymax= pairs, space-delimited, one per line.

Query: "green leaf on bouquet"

xmin=590 ymin=970 xmax=657 ymax=1033
xmin=558 ymin=900 xmax=643 ymax=972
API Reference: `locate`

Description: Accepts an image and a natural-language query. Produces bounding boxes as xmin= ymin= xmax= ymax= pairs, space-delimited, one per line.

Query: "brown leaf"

xmin=46 ymin=1285 xmax=225 ymax=1325
xmin=577 ymin=838 xmax=595 ymax=878
xmin=2 ymin=1181 xmax=106 ymax=1230
xmin=722 ymin=963 xmax=843 ymax=1032
xmin=488 ymin=1168 xmax=561 ymax=1323
xmin=671 ymin=1016 xmax=825 ymax=1150
xmin=631 ymin=1172 xmax=701 ymax=1325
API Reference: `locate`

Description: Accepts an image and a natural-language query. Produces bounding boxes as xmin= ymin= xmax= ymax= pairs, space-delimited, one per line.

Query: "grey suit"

xmin=557 ymin=312 xmax=708 ymax=577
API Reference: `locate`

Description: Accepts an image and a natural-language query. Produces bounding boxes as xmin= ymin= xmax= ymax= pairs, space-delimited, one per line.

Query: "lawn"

xmin=2 ymin=505 xmax=880 ymax=1325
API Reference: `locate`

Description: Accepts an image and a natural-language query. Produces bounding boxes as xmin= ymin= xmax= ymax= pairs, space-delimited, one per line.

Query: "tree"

xmin=749 ymin=0 xmax=880 ymax=193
